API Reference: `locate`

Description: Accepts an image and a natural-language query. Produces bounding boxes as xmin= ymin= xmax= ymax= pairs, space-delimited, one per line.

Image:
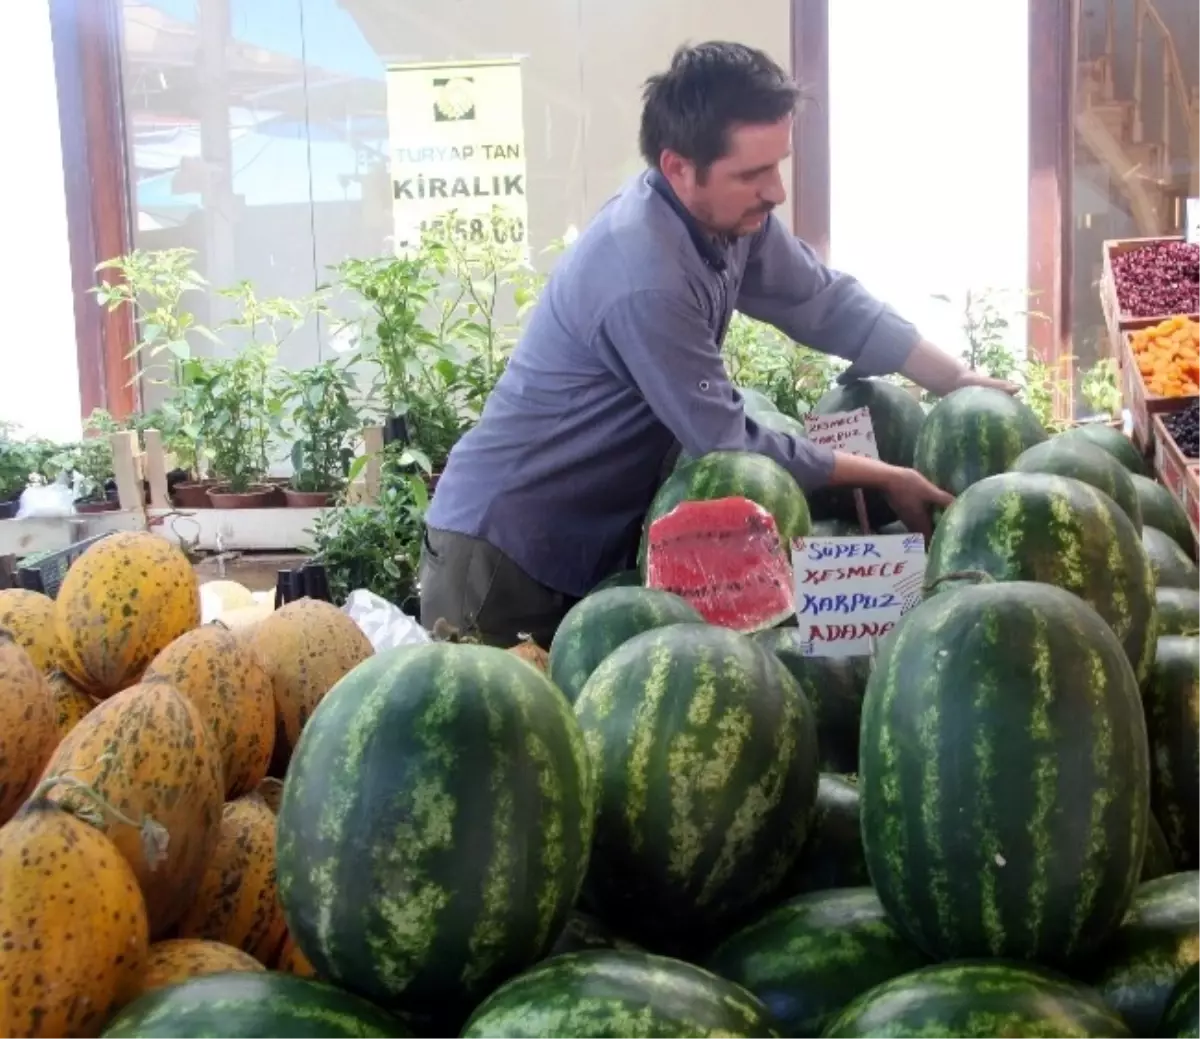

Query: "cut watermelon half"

xmin=644 ymin=496 xmax=796 ymax=633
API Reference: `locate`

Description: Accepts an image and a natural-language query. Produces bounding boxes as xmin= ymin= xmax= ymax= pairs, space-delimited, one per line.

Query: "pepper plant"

xmin=279 ymin=358 xmax=361 ymax=493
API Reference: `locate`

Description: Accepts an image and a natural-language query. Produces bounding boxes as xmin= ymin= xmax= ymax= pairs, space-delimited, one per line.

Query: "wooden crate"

xmin=1101 ymin=236 xmax=1200 ymax=336
xmin=1151 ymin=413 xmax=1200 ymax=537
xmin=1119 ymin=331 xmax=1198 ymax=452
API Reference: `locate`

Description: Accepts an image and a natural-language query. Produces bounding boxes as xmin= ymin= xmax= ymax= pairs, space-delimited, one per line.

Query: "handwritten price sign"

xmin=790 ymin=534 xmax=926 ymax=658
xmin=803 ymin=408 xmax=879 ymax=460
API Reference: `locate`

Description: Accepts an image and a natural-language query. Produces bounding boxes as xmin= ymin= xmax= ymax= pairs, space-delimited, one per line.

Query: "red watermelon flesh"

xmin=645 ymin=496 xmax=796 ymax=632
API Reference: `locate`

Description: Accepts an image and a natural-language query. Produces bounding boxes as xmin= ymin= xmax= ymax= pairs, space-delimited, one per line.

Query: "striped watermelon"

xmin=100 ymin=972 xmax=410 ymax=1038
xmin=781 ymin=774 xmax=870 ymax=897
xmin=1162 ymin=965 xmax=1199 ymax=1037
xmin=1132 ymin=475 xmax=1198 ymax=561
xmin=925 ymin=472 xmax=1157 ymax=684
xmin=825 ymin=962 xmax=1131 ymax=1038
xmin=860 ymin=581 xmax=1151 ymax=965
xmin=641 ymin=452 xmax=810 ymax=569
xmin=706 ymin=887 xmax=927 ymax=1037
xmin=275 ymin=644 xmax=594 ymax=1023
xmin=806 ymin=378 xmax=925 ymax=528
xmin=1086 ymin=871 xmax=1200 ymax=1036
xmin=1143 ymin=637 xmax=1199 ymax=869
xmin=738 ymin=386 xmax=779 ymax=416
xmin=1146 ymin=814 xmax=1179 ymax=881
xmin=546 ymin=911 xmax=640 ymax=960
xmin=914 ymin=386 xmax=1047 ymax=495
xmin=1144 ymin=527 xmax=1200 ymax=589
xmin=1157 ymin=588 xmax=1200 ymax=637
xmin=1010 ymin=436 xmax=1143 ymax=531
xmin=1057 ymin=424 xmax=1150 ymax=477
xmin=753 ymin=409 xmax=808 ymax=438
xmin=549 ymin=587 xmax=703 ymax=704
xmin=573 ymin=623 xmax=819 ymax=952
xmin=461 ymin=949 xmax=778 ymax=1038
xmin=752 ymin=630 xmax=869 ymax=773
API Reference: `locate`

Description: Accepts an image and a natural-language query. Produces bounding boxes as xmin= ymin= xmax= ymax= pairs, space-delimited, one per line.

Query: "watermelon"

xmin=275 ymin=643 xmax=594 ymax=1022
xmin=549 ymin=587 xmax=703 ymax=704
xmin=1144 ymin=526 xmax=1200 ymax=588
xmin=913 ymin=385 xmax=1048 ymax=496
xmin=810 ymin=517 xmax=863 ymax=537
xmin=1086 ymin=871 xmax=1200 ymax=1035
xmin=1132 ymin=474 xmax=1198 ymax=561
xmin=753 ymin=409 xmax=808 ymax=438
xmin=546 ymin=911 xmax=640 ymax=959
xmin=644 ymin=497 xmax=796 ymax=632
xmin=780 ymin=774 xmax=870 ymax=897
xmin=641 ymin=451 xmax=811 ymax=568
xmin=824 ymin=961 xmax=1132 ymax=1038
xmin=1010 ymin=436 xmax=1143 ymax=531
xmin=782 ymin=772 xmax=868 ymax=892
xmin=99 ymin=972 xmax=410 ymax=1038
xmin=706 ymin=887 xmax=927 ymax=1037
xmin=1162 ymin=965 xmax=1200 ymax=1037
xmin=573 ymin=622 xmax=819 ymax=952
xmin=460 ymin=949 xmax=779 ymax=1038
xmin=1157 ymin=588 xmax=1200 ymax=637
xmin=1058 ymin=423 xmax=1149 ymax=476
xmin=1143 ymin=636 xmax=1199 ymax=869
xmin=1146 ymin=814 xmax=1179 ymax=881
xmin=860 ymin=580 xmax=1151 ymax=965
xmin=752 ymin=630 xmax=869 ymax=772
xmin=738 ymin=386 xmax=779 ymax=415
xmin=925 ymin=472 xmax=1157 ymax=684
xmin=591 ymin=570 xmax=640 ymax=593
xmin=875 ymin=519 xmax=909 ymax=535
xmin=805 ymin=378 xmax=926 ymax=528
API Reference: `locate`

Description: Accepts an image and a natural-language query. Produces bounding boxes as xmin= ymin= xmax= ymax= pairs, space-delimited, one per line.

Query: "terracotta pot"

xmin=173 ymin=481 xmax=218 ymax=509
xmin=283 ymin=487 xmax=334 ymax=508
xmin=206 ymin=485 xmax=280 ymax=509
xmin=76 ymin=499 xmax=120 ymax=514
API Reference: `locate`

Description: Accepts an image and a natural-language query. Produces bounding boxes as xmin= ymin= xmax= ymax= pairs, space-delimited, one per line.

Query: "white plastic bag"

xmin=16 ymin=481 xmax=77 ymax=519
xmin=343 ymin=589 xmax=430 ymax=651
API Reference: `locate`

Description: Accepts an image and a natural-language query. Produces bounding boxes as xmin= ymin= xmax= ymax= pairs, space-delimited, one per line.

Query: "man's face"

xmin=664 ymin=117 xmax=791 ymax=237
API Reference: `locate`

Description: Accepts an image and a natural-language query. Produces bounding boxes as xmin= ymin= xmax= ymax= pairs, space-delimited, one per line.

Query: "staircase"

xmin=1075 ymin=0 xmax=1198 ymax=236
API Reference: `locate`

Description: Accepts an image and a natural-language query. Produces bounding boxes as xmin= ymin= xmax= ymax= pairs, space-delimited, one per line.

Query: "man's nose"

xmin=761 ymin=166 xmax=787 ymax=207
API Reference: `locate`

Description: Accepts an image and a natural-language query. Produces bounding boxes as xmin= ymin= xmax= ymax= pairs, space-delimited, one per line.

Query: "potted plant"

xmin=305 ymin=444 xmax=429 ymax=609
xmin=45 ymin=437 xmax=117 ymax=513
xmin=278 ymin=358 xmax=361 ymax=507
xmin=0 ymin=424 xmax=34 ymax=518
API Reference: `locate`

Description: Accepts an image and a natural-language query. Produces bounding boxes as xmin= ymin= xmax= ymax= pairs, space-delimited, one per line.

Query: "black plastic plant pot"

xmin=382 ymin=415 xmax=409 ymax=447
xmin=275 ymin=563 xmax=333 ymax=608
xmin=0 ymin=500 xmax=17 ymax=520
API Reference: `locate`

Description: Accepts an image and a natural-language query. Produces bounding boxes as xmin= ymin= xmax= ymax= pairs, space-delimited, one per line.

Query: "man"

xmin=420 ymin=41 xmax=1015 ymax=647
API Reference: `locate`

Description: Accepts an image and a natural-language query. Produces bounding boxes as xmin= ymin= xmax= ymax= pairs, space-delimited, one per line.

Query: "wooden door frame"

xmin=790 ymin=0 xmax=1076 ymax=400
xmin=49 ymin=0 xmax=136 ymax=422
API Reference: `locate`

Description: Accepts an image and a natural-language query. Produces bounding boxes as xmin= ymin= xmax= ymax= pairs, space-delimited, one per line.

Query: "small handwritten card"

xmin=803 ymin=408 xmax=879 ymax=459
xmin=790 ymin=534 xmax=926 ymax=658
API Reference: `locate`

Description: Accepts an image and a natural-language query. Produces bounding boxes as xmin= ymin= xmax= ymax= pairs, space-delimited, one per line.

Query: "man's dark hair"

xmin=639 ymin=42 xmax=800 ymax=175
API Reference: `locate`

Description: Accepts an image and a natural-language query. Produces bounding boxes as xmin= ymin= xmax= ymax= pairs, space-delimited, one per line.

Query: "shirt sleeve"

xmin=592 ymin=289 xmax=836 ymax=491
xmin=737 ymin=214 xmax=921 ymax=382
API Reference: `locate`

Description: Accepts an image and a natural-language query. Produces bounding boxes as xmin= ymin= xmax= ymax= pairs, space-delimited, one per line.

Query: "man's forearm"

xmin=900 ymin=338 xmax=969 ymax=396
xmin=826 ymin=452 xmax=902 ymax=492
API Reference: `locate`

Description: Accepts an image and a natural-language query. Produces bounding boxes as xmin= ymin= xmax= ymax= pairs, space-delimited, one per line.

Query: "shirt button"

xmin=699 ymin=379 xmax=710 ymax=391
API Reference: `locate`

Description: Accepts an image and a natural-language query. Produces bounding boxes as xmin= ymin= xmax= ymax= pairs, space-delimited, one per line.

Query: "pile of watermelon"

xmin=112 ymin=381 xmax=1199 ymax=1038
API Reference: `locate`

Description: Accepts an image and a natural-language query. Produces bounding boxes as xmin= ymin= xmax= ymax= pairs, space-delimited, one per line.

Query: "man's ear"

xmin=659 ymin=149 xmax=693 ymax=192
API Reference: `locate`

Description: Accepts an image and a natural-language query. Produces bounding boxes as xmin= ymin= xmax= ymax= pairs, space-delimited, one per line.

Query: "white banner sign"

xmin=790 ymin=534 xmax=926 ymax=657
xmin=803 ymin=408 xmax=879 ymax=459
xmin=385 ymin=59 xmax=529 ymax=254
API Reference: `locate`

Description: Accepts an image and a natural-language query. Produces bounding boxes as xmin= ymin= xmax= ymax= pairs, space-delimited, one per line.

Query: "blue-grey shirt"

xmin=426 ymin=169 xmax=920 ymax=596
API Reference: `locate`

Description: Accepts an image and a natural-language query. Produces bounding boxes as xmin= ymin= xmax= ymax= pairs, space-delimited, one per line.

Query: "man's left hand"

xmin=954 ymin=370 xmax=1020 ymax=395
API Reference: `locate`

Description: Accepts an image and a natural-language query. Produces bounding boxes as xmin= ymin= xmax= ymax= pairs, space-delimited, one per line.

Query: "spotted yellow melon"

xmin=0 ymin=635 xmax=58 ymax=825
xmin=142 ymin=625 xmax=275 ymax=797
xmin=174 ymin=796 xmax=287 ymax=965
xmin=41 ymin=681 xmax=224 ymax=937
xmin=0 ymin=588 xmax=60 ymax=672
xmin=45 ymin=670 xmax=97 ymax=739
xmin=54 ymin=531 xmax=200 ymax=697
xmin=129 ymin=938 xmax=263 ymax=1000
xmin=242 ymin=597 xmax=372 ymax=764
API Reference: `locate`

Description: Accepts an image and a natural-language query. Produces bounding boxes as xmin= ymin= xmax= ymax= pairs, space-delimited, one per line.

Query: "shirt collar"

xmin=646 ymin=169 xmax=729 ymax=272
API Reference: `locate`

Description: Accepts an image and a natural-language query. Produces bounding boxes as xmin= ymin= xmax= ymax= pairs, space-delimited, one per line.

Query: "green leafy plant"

xmin=43 ymin=410 xmax=120 ymax=504
xmin=306 ymin=444 xmax=429 ymax=607
xmin=92 ymin=248 xmax=218 ymax=386
xmin=723 ymin=312 xmax=843 ymax=416
xmin=279 ymin=359 xmax=361 ymax=493
xmin=1080 ymin=358 xmax=1122 ymax=419
xmin=932 ymin=288 xmax=1048 ymax=381
xmin=0 ymin=423 xmax=37 ymax=503
xmin=1023 ymin=357 xmax=1077 ymax=433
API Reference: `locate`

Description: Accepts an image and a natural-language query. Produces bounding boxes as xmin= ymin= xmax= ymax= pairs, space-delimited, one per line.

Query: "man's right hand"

xmin=881 ymin=467 xmax=954 ymax=540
